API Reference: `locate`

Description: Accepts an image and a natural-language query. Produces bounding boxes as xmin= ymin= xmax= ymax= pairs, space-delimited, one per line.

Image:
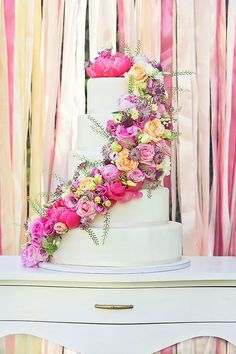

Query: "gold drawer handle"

xmin=95 ymin=304 xmax=134 ymax=310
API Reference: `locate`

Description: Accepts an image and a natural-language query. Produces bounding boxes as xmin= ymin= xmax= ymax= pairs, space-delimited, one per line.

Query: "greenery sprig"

xmin=87 ymin=115 xmax=113 ymax=141
xmin=28 ymin=198 xmax=47 ymax=217
xmin=102 ymin=212 xmax=111 ymax=245
xmin=84 ymin=227 xmax=100 ymax=245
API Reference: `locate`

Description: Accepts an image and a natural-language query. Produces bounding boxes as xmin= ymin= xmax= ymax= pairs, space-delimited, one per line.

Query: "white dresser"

xmin=0 ymin=256 xmax=236 ymax=354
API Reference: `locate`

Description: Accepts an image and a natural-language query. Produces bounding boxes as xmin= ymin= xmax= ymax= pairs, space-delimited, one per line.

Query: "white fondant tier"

xmin=51 ymin=221 xmax=182 ymax=267
xmin=93 ymin=188 xmax=169 ymax=227
xmin=87 ymin=78 xmax=128 ymax=114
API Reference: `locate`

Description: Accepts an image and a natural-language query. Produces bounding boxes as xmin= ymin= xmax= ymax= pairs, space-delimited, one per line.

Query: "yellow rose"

xmin=128 ymin=64 xmax=148 ymax=82
xmin=116 ymin=148 xmax=139 ymax=172
xmin=143 ymin=119 xmax=165 ymax=142
xmin=79 ymin=177 xmax=96 ymax=191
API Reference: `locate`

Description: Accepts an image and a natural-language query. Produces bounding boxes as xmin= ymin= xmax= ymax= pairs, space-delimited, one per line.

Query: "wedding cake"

xmin=21 ymin=51 xmax=182 ymax=268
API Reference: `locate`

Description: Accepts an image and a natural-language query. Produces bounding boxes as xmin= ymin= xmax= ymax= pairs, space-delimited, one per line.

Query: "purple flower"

xmin=64 ymin=193 xmax=80 ymax=210
xmin=21 ymin=244 xmax=48 ymax=268
xmin=156 ymin=169 xmax=164 ymax=179
xmin=101 ymin=164 xmax=120 ymax=181
xmin=118 ymin=94 xmax=138 ymax=111
xmin=154 ymin=152 xmax=165 ymax=164
xmin=93 ymin=184 xmax=108 ymax=197
xmin=90 ymin=167 xmax=101 ymax=177
xmin=94 ymin=203 xmax=108 ymax=215
xmin=129 ymin=148 xmax=141 ymax=161
xmin=29 ymin=218 xmax=45 ymax=238
xmin=106 ymin=120 xmax=118 ymax=135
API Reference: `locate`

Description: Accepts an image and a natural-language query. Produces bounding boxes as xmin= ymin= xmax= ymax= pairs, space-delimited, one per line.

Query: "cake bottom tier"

xmin=51 ymin=222 xmax=182 ymax=267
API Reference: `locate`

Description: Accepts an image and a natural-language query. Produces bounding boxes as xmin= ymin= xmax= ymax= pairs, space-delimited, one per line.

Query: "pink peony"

xmin=59 ymin=209 xmax=81 ymax=229
xmin=116 ymin=125 xmax=140 ymax=147
xmin=21 ymin=244 xmax=48 ymax=268
xmin=138 ymin=143 xmax=155 ymax=163
xmin=127 ymin=169 xmax=145 ymax=182
xmin=101 ymin=164 xmax=120 ymax=181
xmin=106 ymin=180 xmax=126 ymax=201
xmin=86 ymin=51 xmax=132 ymax=78
xmin=77 ymin=198 xmax=96 ymax=218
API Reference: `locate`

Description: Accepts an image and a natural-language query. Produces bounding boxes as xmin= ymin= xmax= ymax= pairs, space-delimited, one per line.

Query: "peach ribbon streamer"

xmin=29 ymin=0 xmax=43 ymax=214
xmin=41 ymin=0 xmax=64 ymax=194
xmin=89 ymin=0 xmax=116 ymax=60
xmin=3 ymin=0 xmax=14 ymax=155
xmin=194 ymin=0 xmax=211 ymax=255
xmin=117 ymin=0 xmax=136 ymax=53
xmin=51 ymin=0 xmax=87 ymax=189
xmin=135 ymin=0 xmax=158 ymax=60
xmin=176 ymin=0 xmax=198 ymax=255
xmin=0 ymin=0 xmax=15 ymax=256
xmin=12 ymin=0 xmax=35 ymax=252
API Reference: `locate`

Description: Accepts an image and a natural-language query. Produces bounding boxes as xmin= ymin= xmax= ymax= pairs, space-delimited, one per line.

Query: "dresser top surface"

xmin=1 ymin=256 xmax=236 ymax=286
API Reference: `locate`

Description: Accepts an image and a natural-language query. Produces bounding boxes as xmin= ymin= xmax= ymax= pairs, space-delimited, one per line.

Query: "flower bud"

xmin=112 ymin=113 xmax=123 ymax=122
xmin=126 ymin=180 xmax=137 ymax=187
xmin=111 ymin=141 xmax=122 ymax=152
xmin=104 ymin=200 xmax=112 ymax=207
xmin=129 ymin=108 xmax=139 ymax=120
xmin=93 ymin=174 xmax=103 ymax=184
xmin=141 ymin=134 xmax=151 ymax=143
xmin=150 ymin=104 xmax=158 ymax=112
xmin=75 ymin=188 xmax=84 ymax=196
xmin=163 ymin=129 xmax=172 ymax=139
xmin=95 ymin=196 xmax=101 ymax=203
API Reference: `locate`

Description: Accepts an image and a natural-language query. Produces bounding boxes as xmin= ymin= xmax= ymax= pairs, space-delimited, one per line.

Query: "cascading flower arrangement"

xmin=22 ymin=50 xmax=177 ymax=268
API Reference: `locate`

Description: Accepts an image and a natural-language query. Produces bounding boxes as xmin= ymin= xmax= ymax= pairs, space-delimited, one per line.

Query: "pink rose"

xmin=29 ymin=218 xmax=45 ymax=238
xmin=101 ymin=164 xmax=120 ymax=181
xmin=116 ymin=125 xmax=140 ymax=147
xmin=46 ymin=206 xmax=66 ymax=222
xmin=106 ymin=180 xmax=126 ymax=201
xmin=127 ymin=169 xmax=145 ymax=182
xmin=21 ymin=244 xmax=48 ymax=268
xmin=77 ymin=198 xmax=96 ymax=218
xmin=43 ymin=219 xmax=55 ymax=236
xmin=138 ymin=143 xmax=155 ymax=163
xmin=86 ymin=51 xmax=132 ymax=78
xmin=59 ymin=209 xmax=81 ymax=229
xmin=54 ymin=222 xmax=68 ymax=235
xmin=65 ymin=193 xmax=80 ymax=210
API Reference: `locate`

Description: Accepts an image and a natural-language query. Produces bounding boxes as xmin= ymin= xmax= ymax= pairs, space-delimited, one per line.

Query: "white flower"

xmin=143 ymin=63 xmax=156 ymax=75
xmin=157 ymin=156 xmax=171 ymax=176
xmin=133 ymin=55 xmax=149 ymax=65
xmin=154 ymin=72 xmax=164 ymax=82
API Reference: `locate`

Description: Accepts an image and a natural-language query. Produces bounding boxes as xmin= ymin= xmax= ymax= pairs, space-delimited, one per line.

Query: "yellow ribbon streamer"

xmin=89 ymin=0 xmax=117 ymax=60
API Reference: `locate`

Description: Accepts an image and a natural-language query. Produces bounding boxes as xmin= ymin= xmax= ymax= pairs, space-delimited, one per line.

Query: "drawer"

xmin=1 ymin=286 xmax=236 ymax=324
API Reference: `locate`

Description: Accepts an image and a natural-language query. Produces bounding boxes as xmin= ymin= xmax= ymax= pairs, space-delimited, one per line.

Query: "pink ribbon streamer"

xmin=3 ymin=0 xmax=14 ymax=156
xmin=117 ymin=0 xmax=124 ymax=49
xmin=160 ymin=0 xmax=173 ymax=194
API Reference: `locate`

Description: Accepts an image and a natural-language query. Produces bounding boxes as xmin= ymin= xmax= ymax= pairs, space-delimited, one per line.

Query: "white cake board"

xmin=39 ymin=258 xmax=191 ymax=274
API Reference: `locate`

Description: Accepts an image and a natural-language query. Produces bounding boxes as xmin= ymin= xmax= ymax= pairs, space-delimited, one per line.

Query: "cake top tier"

xmin=87 ymin=78 xmax=128 ymax=114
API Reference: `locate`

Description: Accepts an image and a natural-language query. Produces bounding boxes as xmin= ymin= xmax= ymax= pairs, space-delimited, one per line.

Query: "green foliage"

xmin=42 ymin=236 xmax=61 ymax=256
xmin=87 ymin=115 xmax=113 ymax=141
xmin=102 ymin=212 xmax=111 ymax=245
xmin=28 ymin=198 xmax=47 ymax=217
xmin=84 ymin=227 xmax=100 ymax=245
xmin=128 ymin=75 xmax=135 ymax=93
